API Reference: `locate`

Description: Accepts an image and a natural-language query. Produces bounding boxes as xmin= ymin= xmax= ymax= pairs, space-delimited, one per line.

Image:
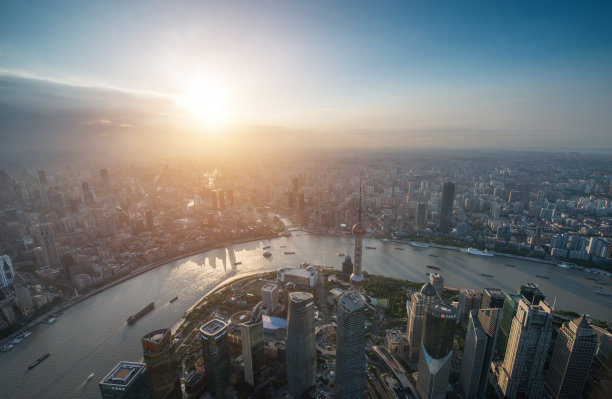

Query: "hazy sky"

xmin=1 ymin=1 xmax=612 ymax=156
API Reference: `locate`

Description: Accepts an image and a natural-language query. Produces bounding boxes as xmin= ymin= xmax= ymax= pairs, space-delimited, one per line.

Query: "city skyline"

xmin=2 ymin=1 xmax=612 ymax=158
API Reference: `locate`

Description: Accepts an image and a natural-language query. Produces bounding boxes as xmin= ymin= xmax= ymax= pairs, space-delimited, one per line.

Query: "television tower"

xmin=350 ymin=175 xmax=365 ymax=291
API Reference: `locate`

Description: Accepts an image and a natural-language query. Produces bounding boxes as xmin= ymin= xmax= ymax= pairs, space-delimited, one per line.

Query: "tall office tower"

xmin=406 ymin=282 xmax=438 ymax=361
xmin=100 ymin=361 xmax=152 ymax=399
xmin=481 ymin=288 xmax=506 ymax=309
xmin=226 ymin=189 xmax=234 ymax=206
xmin=218 ymin=190 xmax=225 ymax=210
xmin=416 ymin=202 xmax=427 ymax=227
xmin=438 ymin=182 xmax=455 ymax=233
xmin=286 ymin=292 xmax=316 ymax=399
xmin=292 ymin=177 xmax=299 ymax=196
xmin=429 ymin=272 xmax=444 ymax=298
xmin=497 ymin=299 xmax=554 ymax=399
xmin=519 ymin=282 xmax=545 ymax=305
xmin=33 ymin=223 xmax=61 ymax=268
xmin=38 ymin=170 xmax=48 ymax=187
xmin=0 ymin=255 xmax=15 ymax=287
xmin=200 ymin=319 xmax=230 ymax=399
xmin=416 ymin=303 xmax=457 ymax=399
xmin=545 ymin=315 xmax=598 ymax=398
xmin=460 ymin=308 xmax=501 ymax=398
xmin=141 ymin=329 xmax=182 ymax=399
xmin=82 ymin=182 xmax=95 ymax=205
xmin=100 ymin=168 xmax=110 ymax=190
xmin=341 ymin=255 xmax=353 ymax=277
xmin=48 ymin=190 xmax=66 ymax=217
xmin=261 ymin=283 xmax=279 ymax=314
xmin=458 ymin=288 xmax=481 ymax=327
xmin=350 ymin=176 xmax=365 ymax=291
xmin=240 ymin=305 xmax=264 ymax=386
xmin=496 ymin=293 xmax=523 ymax=359
xmin=335 ymin=291 xmax=366 ymax=399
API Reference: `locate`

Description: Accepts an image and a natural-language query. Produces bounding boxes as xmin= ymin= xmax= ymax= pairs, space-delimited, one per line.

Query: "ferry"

xmin=28 ymin=353 xmax=50 ymax=369
xmin=536 ymin=275 xmax=550 ymax=280
xmin=284 ymin=251 xmax=296 ymax=255
xmin=426 ymin=265 xmax=440 ymax=270
xmin=593 ymin=289 xmax=610 ymax=296
xmin=410 ymin=241 xmax=430 ymax=248
xmin=127 ymin=303 xmax=155 ymax=324
xmin=169 ymin=296 xmax=179 ymax=303
xmin=461 ymin=248 xmax=494 ymax=257
xmin=262 ymin=246 xmax=271 ymax=249
xmin=481 ymin=273 xmax=494 ymax=277
xmin=87 ymin=373 xmax=95 ymax=382
xmin=557 ymin=261 xmax=576 ymax=269
xmin=263 ymin=252 xmax=272 ymax=257
xmin=366 ymin=246 xmax=376 ymax=249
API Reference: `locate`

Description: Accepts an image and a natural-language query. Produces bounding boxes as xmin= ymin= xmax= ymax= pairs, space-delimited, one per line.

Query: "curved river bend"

xmin=1 ymin=234 xmax=610 ymax=398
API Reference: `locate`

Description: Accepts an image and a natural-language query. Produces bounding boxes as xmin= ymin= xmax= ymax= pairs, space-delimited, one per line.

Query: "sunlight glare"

xmin=175 ymin=77 xmax=230 ymax=126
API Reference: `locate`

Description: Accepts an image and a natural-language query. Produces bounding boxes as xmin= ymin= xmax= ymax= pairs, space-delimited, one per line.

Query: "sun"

xmin=175 ymin=77 xmax=231 ymax=127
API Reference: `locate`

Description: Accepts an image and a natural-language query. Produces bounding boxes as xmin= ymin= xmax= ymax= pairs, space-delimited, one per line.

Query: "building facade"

xmin=261 ymin=283 xmax=279 ymax=314
xmin=481 ymin=288 xmax=506 ymax=309
xmin=240 ymin=305 xmax=264 ymax=386
xmin=439 ymin=182 xmax=455 ymax=233
xmin=545 ymin=315 xmax=598 ymax=399
xmin=200 ymin=319 xmax=231 ymax=399
xmin=141 ymin=329 xmax=181 ymax=399
xmin=286 ymin=292 xmax=316 ymax=399
xmin=33 ymin=223 xmax=61 ymax=268
xmin=406 ymin=282 xmax=437 ymax=361
xmin=99 ymin=361 xmax=152 ymax=399
xmin=496 ymin=292 xmax=523 ymax=359
xmin=0 ymin=255 xmax=15 ymax=287
xmin=335 ymin=291 xmax=366 ymax=399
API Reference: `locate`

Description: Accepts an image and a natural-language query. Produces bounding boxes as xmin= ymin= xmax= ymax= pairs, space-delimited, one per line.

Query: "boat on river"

xmin=427 ymin=265 xmax=440 ymax=270
xmin=169 ymin=296 xmax=179 ymax=303
xmin=28 ymin=353 xmax=50 ymax=369
xmin=504 ymin=264 xmax=516 ymax=268
xmin=481 ymin=273 xmax=494 ymax=277
xmin=410 ymin=242 xmax=430 ymax=248
xmin=366 ymin=246 xmax=376 ymax=249
xmin=87 ymin=373 xmax=95 ymax=382
xmin=263 ymin=252 xmax=272 ymax=257
xmin=127 ymin=303 xmax=155 ymax=324
xmin=593 ymin=289 xmax=610 ymax=296
xmin=284 ymin=251 xmax=295 ymax=255
xmin=536 ymin=275 xmax=550 ymax=280
xmin=461 ymin=248 xmax=494 ymax=256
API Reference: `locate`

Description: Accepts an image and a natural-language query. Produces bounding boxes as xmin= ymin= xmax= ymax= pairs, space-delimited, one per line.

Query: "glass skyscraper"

xmin=286 ymin=292 xmax=316 ymax=399
xmin=200 ymin=319 xmax=231 ymax=399
xmin=335 ymin=291 xmax=366 ymax=399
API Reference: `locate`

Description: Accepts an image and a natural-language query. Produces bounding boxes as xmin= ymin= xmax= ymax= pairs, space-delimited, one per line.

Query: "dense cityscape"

xmin=0 ymin=151 xmax=610 ymax=398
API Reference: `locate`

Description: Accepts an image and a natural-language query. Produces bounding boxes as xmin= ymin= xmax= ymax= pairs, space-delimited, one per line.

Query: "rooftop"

xmin=484 ymin=288 xmax=505 ymax=297
xmin=261 ymin=283 xmax=278 ymax=292
xmin=339 ymin=291 xmax=365 ymax=312
xmin=200 ymin=319 xmax=227 ymax=336
xmin=142 ymin=328 xmax=169 ymax=343
xmin=289 ymin=292 xmax=313 ymax=303
xmin=281 ymin=267 xmax=316 ymax=278
xmin=101 ymin=361 xmax=146 ymax=386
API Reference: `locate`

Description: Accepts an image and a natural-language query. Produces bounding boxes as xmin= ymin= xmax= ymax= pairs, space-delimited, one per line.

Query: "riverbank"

xmin=0 ymin=233 xmax=278 ymax=346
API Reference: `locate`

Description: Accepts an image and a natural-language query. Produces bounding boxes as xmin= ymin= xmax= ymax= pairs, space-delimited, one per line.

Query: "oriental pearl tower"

xmin=350 ymin=175 xmax=366 ymax=291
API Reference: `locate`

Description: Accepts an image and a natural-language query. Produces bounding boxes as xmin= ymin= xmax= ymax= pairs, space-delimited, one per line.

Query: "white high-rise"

xmin=34 ymin=223 xmax=61 ymax=268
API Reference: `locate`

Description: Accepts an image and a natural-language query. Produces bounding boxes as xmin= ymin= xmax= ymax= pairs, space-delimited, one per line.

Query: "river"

xmin=1 ymin=234 xmax=610 ymax=398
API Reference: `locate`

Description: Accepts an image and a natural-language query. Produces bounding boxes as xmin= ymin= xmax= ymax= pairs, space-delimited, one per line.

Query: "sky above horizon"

xmin=1 ymin=1 xmax=612 ymax=156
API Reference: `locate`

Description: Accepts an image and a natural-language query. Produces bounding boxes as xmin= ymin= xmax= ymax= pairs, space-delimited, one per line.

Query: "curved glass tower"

xmin=335 ymin=291 xmax=366 ymax=399
xmin=286 ymin=292 xmax=316 ymax=398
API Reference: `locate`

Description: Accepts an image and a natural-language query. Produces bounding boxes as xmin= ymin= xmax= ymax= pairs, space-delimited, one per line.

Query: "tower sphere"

xmin=352 ymin=224 xmax=366 ymax=235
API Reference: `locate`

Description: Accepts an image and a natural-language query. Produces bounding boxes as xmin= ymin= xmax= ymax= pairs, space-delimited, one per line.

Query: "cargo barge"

xmin=127 ymin=303 xmax=155 ymax=324
xmin=28 ymin=353 xmax=50 ymax=369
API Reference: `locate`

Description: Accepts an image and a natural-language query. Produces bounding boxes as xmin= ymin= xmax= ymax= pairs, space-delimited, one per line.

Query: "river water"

xmin=1 ymin=234 xmax=610 ymax=398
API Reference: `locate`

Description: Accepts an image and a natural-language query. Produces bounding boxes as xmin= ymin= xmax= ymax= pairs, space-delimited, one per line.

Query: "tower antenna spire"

xmin=350 ymin=173 xmax=365 ymax=292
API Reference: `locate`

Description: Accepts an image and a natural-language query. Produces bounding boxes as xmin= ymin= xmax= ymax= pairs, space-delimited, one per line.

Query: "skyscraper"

xmin=82 ymin=181 xmax=95 ymax=205
xmin=100 ymin=168 xmax=110 ymax=191
xmin=438 ymin=182 xmax=455 ymax=233
xmin=416 ymin=202 xmax=427 ymax=227
xmin=460 ymin=308 xmax=501 ymax=398
xmin=497 ymin=298 xmax=554 ymax=399
xmin=481 ymin=288 xmax=506 ymax=309
xmin=496 ymin=292 xmax=523 ymax=359
xmin=350 ymin=176 xmax=365 ymax=291
xmin=545 ymin=315 xmax=598 ymax=399
xmin=33 ymin=223 xmax=61 ymax=268
xmin=200 ymin=319 xmax=230 ymax=399
xmin=286 ymin=292 xmax=316 ymax=398
xmin=335 ymin=291 xmax=366 ymax=399
xmin=240 ymin=305 xmax=264 ymax=386
xmin=458 ymin=288 xmax=481 ymax=327
xmin=141 ymin=329 xmax=182 ymax=399
xmin=416 ymin=303 xmax=457 ymax=399
xmin=519 ymin=282 xmax=545 ymax=305
xmin=406 ymin=282 xmax=438 ymax=361
xmin=261 ymin=283 xmax=279 ymax=314
xmin=429 ymin=272 xmax=444 ymax=298
xmin=0 ymin=255 xmax=15 ymax=287
xmin=341 ymin=255 xmax=353 ymax=277
xmin=99 ymin=361 xmax=152 ymax=399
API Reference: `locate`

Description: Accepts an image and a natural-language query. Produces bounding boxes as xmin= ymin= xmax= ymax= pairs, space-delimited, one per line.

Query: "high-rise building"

xmin=496 ymin=293 xmax=523 ymax=359
xmin=100 ymin=168 xmax=110 ymax=191
xmin=458 ymin=288 xmax=481 ymax=327
xmin=292 ymin=177 xmax=299 ymax=196
xmin=416 ymin=303 xmax=457 ymax=399
xmin=141 ymin=329 xmax=181 ymax=399
xmin=497 ymin=299 xmax=554 ymax=399
xmin=240 ymin=305 xmax=264 ymax=386
xmin=218 ymin=190 xmax=225 ymax=210
xmin=200 ymin=319 xmax=231 ymax=399
xmin=406 ymin=282 xmax=438 ymax=361
xmin=38 ymin=170 xmax=48 ymax=187
xmin=460 ymin=308 xmax=501 ymax=398
xmin=286 ymin=292 xmax=316 ymax=399
xmin=519 ymin=282 xmax=545 ymax=305
xmin=33 ymin=223 xmax=61 ymax=268
xmin=350 ymin=177 xmax=365 ymax=291
xmin=341 ymin=255 xmax=353 ymax=277
xmin=82 ymin=182 xmax=95 ymax=205
xmin=261 ymin=283 xmax=279 ymax=314
xmin=481 ymin=288 xmax=506 ymax=309
xmin=99 ymin=361 xmax=152 ymax=399
xmin=429 ymin=272 xmax=444 ymax=298
xmin=335 ymin=291 xmax=366 ymax=399
xmin=416 ymin=202 xmax=427 ymax=227
xmin=438 ymin=182 xmax=455 ymax=233
xmin=545 ymin=315 xmax=598 ymax=399
xmin=0 ymin=255 xmax=15 ymax=287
